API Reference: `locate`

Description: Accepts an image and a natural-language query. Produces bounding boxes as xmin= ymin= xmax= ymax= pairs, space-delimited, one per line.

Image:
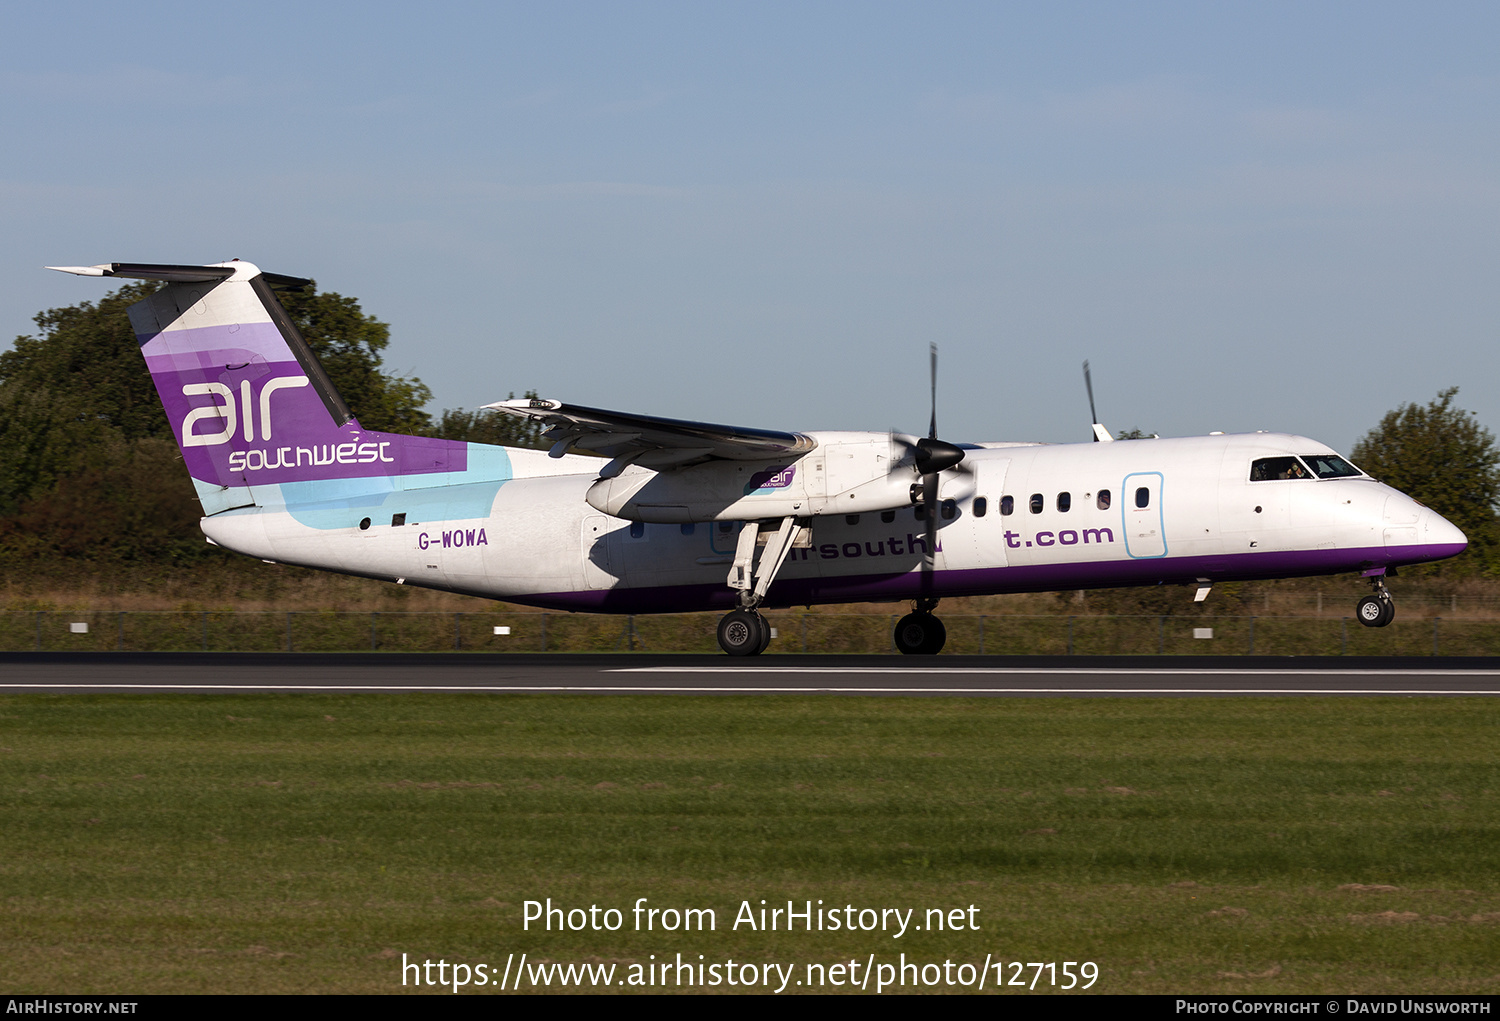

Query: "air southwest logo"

xmin=181 ymin=375 xmax=310 ymax=446
xmin=744 ymin=466 xmax=795 ymax=496
xmin=180 ymin=374 xmax=397 ymax=472
xmin=227 ymin=442 xmax=395 ymax=473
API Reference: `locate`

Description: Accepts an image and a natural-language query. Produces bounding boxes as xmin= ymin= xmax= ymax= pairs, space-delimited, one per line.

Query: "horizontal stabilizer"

xmin=47 ymin=262 xmax=312 ymax=289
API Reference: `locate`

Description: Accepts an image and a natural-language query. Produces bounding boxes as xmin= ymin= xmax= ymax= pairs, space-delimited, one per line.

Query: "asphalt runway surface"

xmin=3 ymin=653 xmax=1500 ymax=696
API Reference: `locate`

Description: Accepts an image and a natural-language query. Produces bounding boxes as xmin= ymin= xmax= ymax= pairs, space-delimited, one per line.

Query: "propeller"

xmin=890 ymin=346 xmax=967 ymax=470
xmin=1082 ymin=360 xmax=1114 ymax=443
xmin=887 ymin=343 xmax=969 ymax=603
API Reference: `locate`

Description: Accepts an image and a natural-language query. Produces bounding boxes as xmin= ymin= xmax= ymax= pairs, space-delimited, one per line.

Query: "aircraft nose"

xmin=1379 ymin=492 xmax=1466 ymax=566
xmin=1420 ymin=508 xmax=1468 ymax=555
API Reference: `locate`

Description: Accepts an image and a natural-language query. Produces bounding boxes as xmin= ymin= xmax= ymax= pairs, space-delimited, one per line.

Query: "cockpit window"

xmin=1300 ymin=454 xmax=1362 ymax=479
xmin=1249 ymin=456 xmax=1311 ymax=482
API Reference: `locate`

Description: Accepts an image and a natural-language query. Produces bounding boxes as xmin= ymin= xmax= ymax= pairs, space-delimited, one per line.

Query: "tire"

xmin=1356 ymin=596 xmax=1387 ymax=628
xmin=894 ymin=612 xmax=947 ymax=655
xmin=1377 ymin=598 xmax=1396 ymax=627
xmin=756 ymin=618 xmax=773 ymax=655
xmin=718 ymin=609 xmax=766 ymax=656
xmin=924 ymin=616 xmax=947 ymax=654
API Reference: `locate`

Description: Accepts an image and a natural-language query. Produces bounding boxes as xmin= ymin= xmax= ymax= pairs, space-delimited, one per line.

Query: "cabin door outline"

xmin=1121 ymin=471 xmax=1168 ymax=559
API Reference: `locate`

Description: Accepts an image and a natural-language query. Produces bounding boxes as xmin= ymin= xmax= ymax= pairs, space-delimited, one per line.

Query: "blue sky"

xmin=3 ymin=2 xmax=1498 ymax=452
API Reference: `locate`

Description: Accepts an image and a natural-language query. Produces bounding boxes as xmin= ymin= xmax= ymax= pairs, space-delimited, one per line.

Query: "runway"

xmin=3 ymin=653 xmax=1500 ymax=696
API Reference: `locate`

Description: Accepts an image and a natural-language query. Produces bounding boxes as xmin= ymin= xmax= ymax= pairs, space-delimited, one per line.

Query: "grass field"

xmin=7 ymin=608 xmax=1500 ymax=656
xmin=1 ymin=694 xmax=1497 ymax=994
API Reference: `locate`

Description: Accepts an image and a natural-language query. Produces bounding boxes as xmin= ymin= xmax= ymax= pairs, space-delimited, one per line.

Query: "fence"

xmin=2 ymin=611 xmax=1497 ymax=656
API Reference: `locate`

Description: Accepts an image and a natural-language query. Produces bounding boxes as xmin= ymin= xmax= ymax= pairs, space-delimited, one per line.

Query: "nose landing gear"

xmin=1356 ymin=576 xmax=1395 ymax=628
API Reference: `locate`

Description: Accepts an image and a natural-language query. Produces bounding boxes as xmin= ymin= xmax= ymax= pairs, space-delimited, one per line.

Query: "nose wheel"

xmin=1356 ymin=577 xmax=1395 ymax=628
xmin=1356 ymin=596 xmax=1394 ymax=628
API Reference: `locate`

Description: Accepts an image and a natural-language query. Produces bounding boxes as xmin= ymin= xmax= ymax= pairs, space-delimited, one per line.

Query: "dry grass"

xmin=5 ymin=557 xmax=1500 ymax=620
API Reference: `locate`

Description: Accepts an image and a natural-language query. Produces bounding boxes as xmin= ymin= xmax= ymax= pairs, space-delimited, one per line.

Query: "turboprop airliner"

xmin=49 ymin=260 xmax=1468 ymax=655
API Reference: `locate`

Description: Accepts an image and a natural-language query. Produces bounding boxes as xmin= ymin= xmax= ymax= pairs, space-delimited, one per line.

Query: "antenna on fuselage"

xmin=1082 ymin=360 xmax=1114 ymax=442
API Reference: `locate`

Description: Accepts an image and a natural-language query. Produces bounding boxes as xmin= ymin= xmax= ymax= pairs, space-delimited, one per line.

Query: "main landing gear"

xmin=711 ymin=518 xmax=952 ymax=656
xmin=716 ymin=517 xmax=805 ymax=656
xmin=1356 ymin=576 xmax=1396 ymax=628
xmin=894 ymin=599 xmax=947 ymax=655
xmin=717 ymin=608 xmax=773 ymax=656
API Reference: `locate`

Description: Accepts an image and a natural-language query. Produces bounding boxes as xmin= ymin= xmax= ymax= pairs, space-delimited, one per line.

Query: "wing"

xmin=485 ymin=397 xmax=817 ymax=477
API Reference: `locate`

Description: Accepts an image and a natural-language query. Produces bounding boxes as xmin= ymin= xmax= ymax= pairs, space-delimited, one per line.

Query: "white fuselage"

xmin=199 ymin=431 xmax=1465 ymax=613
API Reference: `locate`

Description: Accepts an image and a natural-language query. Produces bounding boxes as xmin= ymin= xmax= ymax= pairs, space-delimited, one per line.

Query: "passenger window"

xmin=629 ymin=521 xmax=645 ymax=538
xmin=914 ymin=504 xmax=926 ymax=521
xmin=1029 ymin=494 xmax=1043 ymax=514
xmin=941 ymin=499 xmax=957 ymax=520
xmin=1000 ymin=495 xmax=1014 ymax=516
xmin=1135 ymin=487 xmax=1150 ymax=509
xmin=973 ymin=496 xmax=988 ymax=518
xmin=718 ymin=521 xmax=734 ymax=534
xmin=1250 ymin=456 xmax=1310 ymax=481
xmin=881 ymin=510 xmax=895 ymax=523
xmin=1057 ymin=492 xmax=1071 ymax=513
xmin=1097 ymin=489 xmax=1111 ymax=510
xmin=845 ymin=514 xmax=860 ymax=525
xmin=680 ymin=523 xmax=695 ymax=535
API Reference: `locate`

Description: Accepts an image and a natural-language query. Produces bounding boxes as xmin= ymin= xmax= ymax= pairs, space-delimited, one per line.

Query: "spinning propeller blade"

xmin=1084 ymin=360 xmax=1098 ymax=433
xmin=885 ymin=344 xmax=974 ymax=602
xmin=1082 ymin=359 xmax=1114 ymax=443
xmin=929 ymin=342 xmax=939 ymax=441
xmin=920 ymin=344 xmax=960 ymax=599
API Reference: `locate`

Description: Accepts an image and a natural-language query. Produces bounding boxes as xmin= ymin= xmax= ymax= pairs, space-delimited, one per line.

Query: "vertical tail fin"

xmin=48 ymin=261 xmax=468 ymax=515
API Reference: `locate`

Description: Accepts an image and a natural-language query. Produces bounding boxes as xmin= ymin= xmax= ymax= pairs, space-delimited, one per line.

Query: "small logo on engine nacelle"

xmin=744 ymin=465 xmax=796 ymax=495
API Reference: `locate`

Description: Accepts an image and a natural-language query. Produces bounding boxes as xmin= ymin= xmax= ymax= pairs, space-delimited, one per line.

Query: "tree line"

xmin=1 ymin=284 xmax=1496 ymax=574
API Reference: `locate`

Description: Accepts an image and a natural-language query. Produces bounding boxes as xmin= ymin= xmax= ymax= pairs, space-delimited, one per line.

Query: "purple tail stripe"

xmin=141 ymin=321 xmax=468 ymax=487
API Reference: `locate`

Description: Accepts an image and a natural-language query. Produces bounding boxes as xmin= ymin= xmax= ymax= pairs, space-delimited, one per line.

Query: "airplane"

xmin=48 ymin=259 xmax=1468 ymax=655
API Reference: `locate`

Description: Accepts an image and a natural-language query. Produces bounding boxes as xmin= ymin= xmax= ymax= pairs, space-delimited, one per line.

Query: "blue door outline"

xmin=1121 ymin=472 xmax=1167 ymax=559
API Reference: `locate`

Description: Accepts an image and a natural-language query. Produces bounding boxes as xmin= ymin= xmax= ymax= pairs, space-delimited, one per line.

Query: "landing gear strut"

xmin=1356 ymin=576 xmax=1395 ymax=628
xmin=894 ymin=599 xmax=947 ymax=655
xmin=715 ymin=517 xmax=804 ymax=656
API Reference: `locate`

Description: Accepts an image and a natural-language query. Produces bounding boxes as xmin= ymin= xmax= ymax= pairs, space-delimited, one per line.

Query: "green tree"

xmin=1351 ymin=387 xmax=1500 ymax=573
xmin=0 ymin=282 xmax=166 ymax=515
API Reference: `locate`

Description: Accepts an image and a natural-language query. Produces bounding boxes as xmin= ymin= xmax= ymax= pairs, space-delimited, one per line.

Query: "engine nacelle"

xmin=585 ymin=433 xmax=918 ymax=522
